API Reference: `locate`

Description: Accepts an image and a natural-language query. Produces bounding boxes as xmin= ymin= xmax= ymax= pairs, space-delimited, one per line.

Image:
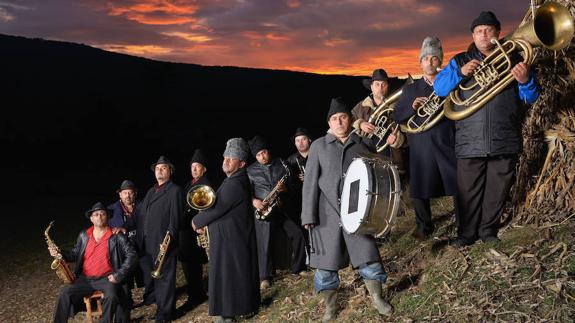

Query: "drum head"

xmin=340 ymin=158 xmax=373 ymax=234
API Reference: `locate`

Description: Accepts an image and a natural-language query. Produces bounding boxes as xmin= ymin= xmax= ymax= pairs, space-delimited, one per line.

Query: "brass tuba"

xmin=186 ymin=184 xmax=216 ymax=259
xmin=187 ymin=185 xmax=216 ymax=210
xmin=367 ymin=74 xmax=414 ymax=152
xmin=399 ymin=92 xmax=446 ymax=134
xmin=44 ymin=221 xmax=76 ymax=284
xmin=151 ymin=231 xmax=171 ymax=279
xmin=444 ymin=1 xmax=574 ymax=121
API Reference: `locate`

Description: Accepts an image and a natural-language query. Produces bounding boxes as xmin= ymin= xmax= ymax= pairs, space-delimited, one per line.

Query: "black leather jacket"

xmin=63 ymin=229 xmax=137 ymax=283
xmin=246 ymin=158 xmax=289 ymax=200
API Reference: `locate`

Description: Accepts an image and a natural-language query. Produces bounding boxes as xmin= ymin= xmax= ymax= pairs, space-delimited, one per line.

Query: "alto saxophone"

xmin=44 ymin=221 xmax=76 ymax=284
xmin=255 ymin=161 xmax=290 ymax=220
xmin=151 ymin=231 xmax=171 ymax=279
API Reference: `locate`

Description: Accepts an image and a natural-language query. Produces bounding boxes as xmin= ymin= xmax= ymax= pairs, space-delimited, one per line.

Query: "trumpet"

xmin=296 ymin=158 xmax=305 ymax=177
xmin=45 ymin=221 xmax=76 ymax=284
xmin=399 ymin=92 xmax=446 ymax=134
xmin=444 ymin=2 xmax=574 ymax=121
xmin=151 ymin=231 xmax=171 ymax=279
xmin=366 ymin=74 xmax=414 ymax=152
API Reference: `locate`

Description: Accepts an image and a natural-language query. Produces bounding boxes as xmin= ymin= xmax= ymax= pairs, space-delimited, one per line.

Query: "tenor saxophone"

xmin=151 ymin=231 xmax=171 ymax=279
xmin=44 ymin=221 xmax=76 ymax=284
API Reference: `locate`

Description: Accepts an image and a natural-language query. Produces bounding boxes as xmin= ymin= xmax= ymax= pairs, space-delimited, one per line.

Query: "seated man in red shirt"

xmin=49 ymin=202 xmax=137 ymax=323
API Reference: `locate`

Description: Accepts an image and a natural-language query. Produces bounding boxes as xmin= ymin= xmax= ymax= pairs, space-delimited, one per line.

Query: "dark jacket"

xmin=433 ymin=46 xmax=540 ymax=158
xmin=108 ymin=200 xmax=140 ymax=241
xmin=193 ymin=168 xmax=260 ymax=317
xmin=63 ymin=229 xmax=137 ymax=283
xmin=136 ymin=180 xmax=183 ymax=257
xmin=246 ymin=158 xmax=289 ymax=201
xmin=286 ymin=152 xmax=307 ymax=222
xmin=394 ymin=78 xmax=457 ymax=198
xmin=178 ymin=176 xmax=211 ymax=263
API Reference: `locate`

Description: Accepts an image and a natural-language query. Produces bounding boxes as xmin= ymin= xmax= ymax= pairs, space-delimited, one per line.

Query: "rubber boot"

xmin=364 ymin=279 xmax=392 ymax=316
xmin=320 ymin=289 xmax=338 ymax=322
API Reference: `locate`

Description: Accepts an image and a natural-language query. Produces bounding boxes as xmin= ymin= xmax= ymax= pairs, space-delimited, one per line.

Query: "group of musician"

xmin=49 ymin=9 xmax=541 ymax=323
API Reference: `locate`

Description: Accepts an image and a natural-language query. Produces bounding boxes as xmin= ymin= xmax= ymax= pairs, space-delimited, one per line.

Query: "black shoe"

xmin=411 ymin=229 xmax=431 ymax=241
xmin=449 ymin=237 xmax=474 ymax=247
xmin=481 ymin=236 xmax=500 ymax=243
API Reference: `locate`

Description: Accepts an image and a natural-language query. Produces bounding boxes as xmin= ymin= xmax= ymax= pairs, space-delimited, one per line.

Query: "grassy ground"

xmin=1 ymin=197 xmax=573 ymax=322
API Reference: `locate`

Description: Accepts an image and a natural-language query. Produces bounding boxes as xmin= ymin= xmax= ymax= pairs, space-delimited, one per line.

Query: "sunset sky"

xmin=1 ymin=0 xmax=527 ymax=76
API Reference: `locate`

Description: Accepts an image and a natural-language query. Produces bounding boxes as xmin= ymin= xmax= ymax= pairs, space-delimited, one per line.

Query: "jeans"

xmin=313 ymin=262 xmax=387 ymax=293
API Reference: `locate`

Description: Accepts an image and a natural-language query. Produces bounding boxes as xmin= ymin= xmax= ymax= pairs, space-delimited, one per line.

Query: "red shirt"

xmin=83 ymin=226 xmax=113 ymax=278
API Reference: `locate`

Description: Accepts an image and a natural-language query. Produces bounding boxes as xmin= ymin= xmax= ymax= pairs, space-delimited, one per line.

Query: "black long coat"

xmin=193 ymin=168 xmax=260 ymax=317
xmin=393 ymin=78 xmax=457 ymax=199
xmin=136 ymin=180 xmax=182 ymax=258
xmin=178 ymin=175 xmax=211 ymax=263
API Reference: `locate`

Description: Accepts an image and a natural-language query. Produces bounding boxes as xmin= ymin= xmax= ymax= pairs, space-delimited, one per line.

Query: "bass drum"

xmin=340 ymin=157 xmax=401 ymax=237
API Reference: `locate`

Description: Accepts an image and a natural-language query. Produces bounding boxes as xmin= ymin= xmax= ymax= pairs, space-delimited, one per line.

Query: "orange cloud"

xmin=99 ymin=44 xmax=173 ymax=56
xmin=162 ymin=31 xmax=213 ymax=42
xmin=107 ymin=0 xmax=199 ymax=25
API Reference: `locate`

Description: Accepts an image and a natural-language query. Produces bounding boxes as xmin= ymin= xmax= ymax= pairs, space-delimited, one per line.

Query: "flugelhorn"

xmin=45 ymin=221 xmax=76 ymax=284
xmin=151 ymin=231 xmax=171 ymax=279
xmin=366 ymin=74 xmax=414 ymax=152
xmin=444 ymin=1 xmax=574 ymax=121
xmin=399 ymin=92 xmax=446 ymax=134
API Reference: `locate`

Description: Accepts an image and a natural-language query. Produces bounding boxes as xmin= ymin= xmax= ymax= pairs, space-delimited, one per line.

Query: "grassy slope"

xmin=1 ymin=197 xmax=573 ymax=322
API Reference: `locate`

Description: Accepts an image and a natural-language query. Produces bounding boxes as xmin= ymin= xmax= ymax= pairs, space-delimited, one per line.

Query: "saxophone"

xmin=151 ymin=231 xmax=171 ymax=279
xmin=255 ymin=161 xmax=290 ymax=220
xmin=44 ymin=221 xmax=76 ymax=284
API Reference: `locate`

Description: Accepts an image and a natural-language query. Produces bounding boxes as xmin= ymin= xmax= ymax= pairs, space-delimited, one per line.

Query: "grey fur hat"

xmin=223 ymin=138 xmax=249 ymax=161
xmin=420 ymin=36 xmax=443 ymax=63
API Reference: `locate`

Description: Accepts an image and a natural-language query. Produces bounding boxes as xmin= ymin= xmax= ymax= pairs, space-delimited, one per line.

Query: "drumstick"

xmin=308 ymin=227 xmax=315 ymax=253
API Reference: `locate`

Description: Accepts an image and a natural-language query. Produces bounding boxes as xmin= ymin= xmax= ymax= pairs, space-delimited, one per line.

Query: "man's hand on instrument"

xmin=511 ymin=62 xmax=529 ymax=84
xmin=48 ymin=246 xmax=60 ymax=258
xmin=107 ymin=274 xmax=118 ymax=284
xmin=359 ymin=121 xmax=376 ymax=134
xmin=253 ymin=199 xmax=265 ymax=211
xmin=386 ymin=125 xmax=400 ymax=146
xmin=460 ymin=59 xmax=481 ymax=76
xmin=112 ymin=227 xmax=126 ymax=235
xmin=196 ymin=227 xmax=205 ymax=235
xmin=304 ymin=224 xmax=315 ymax=230
xmin=412 ymin=97 xmax=428 ymax=110
xmin=298 ymin=173 xmax=304 ymax=182
xmin=277 ymin=182 xmax=287 ymax=192
xmin=159 ymin=243 xmax=167 ymax=254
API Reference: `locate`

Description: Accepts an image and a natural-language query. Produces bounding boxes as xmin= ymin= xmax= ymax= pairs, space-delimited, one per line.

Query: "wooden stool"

xmin=83 ymin=291 xmax=104 ymax=323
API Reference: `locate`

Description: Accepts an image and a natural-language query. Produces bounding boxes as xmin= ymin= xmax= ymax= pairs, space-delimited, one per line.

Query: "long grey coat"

xmin=301 ymin=132 xmax=381 ymax=271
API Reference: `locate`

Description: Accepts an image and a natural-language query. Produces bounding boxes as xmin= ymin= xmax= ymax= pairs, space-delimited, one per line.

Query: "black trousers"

xmin=456 ymin=156 xmax=516 ymax=241
xmin=412 ymin=196 xmax=458 ymax=234
xmin=181 ymin=259 xmax=206 ymax=301
xmin=141 ymin=252 xmax=177 ymax=322
xmin=53 ymin=275 xmax=128 ymax=323
xmin=255 ymin=212 xmax=307 ymax=280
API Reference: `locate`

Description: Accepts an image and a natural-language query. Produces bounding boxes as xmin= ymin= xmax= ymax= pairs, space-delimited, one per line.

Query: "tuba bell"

xmin=444 ymin=1 xmax=574 ymax=121
xmin=367 ymin=74 xmax=414 ymax=152
xmin=400 ymin=92 xmax=446 ymax=134
xmin=186 ymin=185 xmax=216 ymax=259
xmin=187 ymin=185 xmax=216 ymax=210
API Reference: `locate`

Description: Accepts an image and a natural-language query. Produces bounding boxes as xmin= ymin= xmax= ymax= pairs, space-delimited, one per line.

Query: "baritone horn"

xmin=400 ymin=92 xmax=446 ymax=134
xmin=367 ymin=74 xmax=414 ymax=152
xmin=186 ymin=185 xmax=216 ymax=259
xmin=444 ymin=1 xmax=574 ymax=121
